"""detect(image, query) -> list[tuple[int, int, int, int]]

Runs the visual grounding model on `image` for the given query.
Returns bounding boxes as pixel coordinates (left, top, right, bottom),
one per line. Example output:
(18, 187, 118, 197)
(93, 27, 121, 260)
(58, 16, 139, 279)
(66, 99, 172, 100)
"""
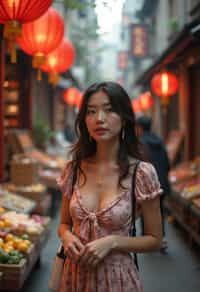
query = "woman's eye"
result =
(87, 109, 96, 115)
(105, 107, 113, 112)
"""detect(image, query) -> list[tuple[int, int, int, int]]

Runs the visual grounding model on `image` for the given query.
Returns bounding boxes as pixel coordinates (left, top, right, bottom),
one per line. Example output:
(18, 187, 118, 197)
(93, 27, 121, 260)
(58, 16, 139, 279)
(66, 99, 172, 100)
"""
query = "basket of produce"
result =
(0, 211, 45, 242)
(0, 254, 27, 291)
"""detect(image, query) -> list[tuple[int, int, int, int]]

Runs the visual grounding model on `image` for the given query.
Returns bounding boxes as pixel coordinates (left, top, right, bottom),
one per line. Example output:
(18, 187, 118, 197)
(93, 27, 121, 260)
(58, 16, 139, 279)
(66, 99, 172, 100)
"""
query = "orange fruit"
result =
(17, 242, 29, 252)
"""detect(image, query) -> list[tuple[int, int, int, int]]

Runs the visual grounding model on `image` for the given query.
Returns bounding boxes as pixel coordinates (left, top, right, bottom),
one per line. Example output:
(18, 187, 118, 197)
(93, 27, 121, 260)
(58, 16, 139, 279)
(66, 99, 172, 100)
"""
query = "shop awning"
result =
(135, 18, 200, 85)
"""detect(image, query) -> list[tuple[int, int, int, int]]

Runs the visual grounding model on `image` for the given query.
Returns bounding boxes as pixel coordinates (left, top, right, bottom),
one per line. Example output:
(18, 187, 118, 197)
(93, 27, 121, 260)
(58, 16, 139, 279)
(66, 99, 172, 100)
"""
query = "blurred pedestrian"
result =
(57, 82, 163, 292)
(136, 115, 170, 253)
(63, 123, 75, 143)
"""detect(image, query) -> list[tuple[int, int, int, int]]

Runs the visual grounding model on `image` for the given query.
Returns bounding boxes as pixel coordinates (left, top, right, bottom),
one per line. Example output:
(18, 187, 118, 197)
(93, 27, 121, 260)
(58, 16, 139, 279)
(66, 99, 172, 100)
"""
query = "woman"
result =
(57, 82, 162, 292)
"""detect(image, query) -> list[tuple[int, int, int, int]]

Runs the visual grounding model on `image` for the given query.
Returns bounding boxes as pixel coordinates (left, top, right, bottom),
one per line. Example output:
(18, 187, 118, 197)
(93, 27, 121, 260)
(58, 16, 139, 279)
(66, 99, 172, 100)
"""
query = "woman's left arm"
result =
(111, 196, 162, 253)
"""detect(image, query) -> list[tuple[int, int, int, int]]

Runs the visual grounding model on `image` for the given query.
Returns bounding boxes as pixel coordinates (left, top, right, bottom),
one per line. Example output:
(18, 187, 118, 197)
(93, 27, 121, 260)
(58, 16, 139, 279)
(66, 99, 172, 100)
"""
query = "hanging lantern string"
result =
(4, 21, 22, 63)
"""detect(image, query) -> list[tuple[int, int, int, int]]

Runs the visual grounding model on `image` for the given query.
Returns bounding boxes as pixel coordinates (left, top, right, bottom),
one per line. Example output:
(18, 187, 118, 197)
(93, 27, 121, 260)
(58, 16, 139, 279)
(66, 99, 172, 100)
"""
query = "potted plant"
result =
(32, 114, 54, 150)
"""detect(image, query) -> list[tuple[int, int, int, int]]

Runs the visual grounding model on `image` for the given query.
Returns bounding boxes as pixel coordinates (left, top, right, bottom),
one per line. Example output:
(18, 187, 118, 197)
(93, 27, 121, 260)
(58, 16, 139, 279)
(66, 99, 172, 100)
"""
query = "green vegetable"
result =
(21, 234, 30, 240)
(0, 249, 9, 263)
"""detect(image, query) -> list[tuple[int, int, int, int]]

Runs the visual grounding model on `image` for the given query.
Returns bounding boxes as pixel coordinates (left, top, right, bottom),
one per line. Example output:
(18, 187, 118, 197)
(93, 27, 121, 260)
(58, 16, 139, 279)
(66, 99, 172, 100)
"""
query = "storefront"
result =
(135, 18, 200, 246)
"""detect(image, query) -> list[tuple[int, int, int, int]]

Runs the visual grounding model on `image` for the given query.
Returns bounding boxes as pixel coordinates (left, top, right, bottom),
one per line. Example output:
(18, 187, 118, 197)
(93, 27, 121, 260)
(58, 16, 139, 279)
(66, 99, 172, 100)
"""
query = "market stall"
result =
(0, 209, 50, 291)
(165, 157, 200, 245)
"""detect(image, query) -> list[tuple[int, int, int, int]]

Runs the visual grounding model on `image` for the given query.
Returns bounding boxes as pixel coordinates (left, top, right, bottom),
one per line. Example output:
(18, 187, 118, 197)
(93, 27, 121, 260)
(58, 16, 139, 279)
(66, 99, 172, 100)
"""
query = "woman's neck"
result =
(94, 139, 119, 164)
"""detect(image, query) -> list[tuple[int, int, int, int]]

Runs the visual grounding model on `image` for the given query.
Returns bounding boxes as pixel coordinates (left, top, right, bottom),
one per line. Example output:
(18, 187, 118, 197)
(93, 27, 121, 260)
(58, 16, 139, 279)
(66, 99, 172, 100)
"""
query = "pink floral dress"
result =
(57, 161, 162, 292)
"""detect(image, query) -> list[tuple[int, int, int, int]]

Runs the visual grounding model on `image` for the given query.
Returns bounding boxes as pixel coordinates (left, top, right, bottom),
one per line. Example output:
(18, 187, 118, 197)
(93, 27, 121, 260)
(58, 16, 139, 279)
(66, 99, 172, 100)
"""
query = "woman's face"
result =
(85, 90, 123, 142)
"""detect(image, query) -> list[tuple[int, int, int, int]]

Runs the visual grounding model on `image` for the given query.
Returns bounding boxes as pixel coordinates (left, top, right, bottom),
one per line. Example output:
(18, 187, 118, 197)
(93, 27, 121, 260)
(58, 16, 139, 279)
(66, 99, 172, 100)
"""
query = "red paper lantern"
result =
(0, 0, 52, 62)
(42, 39, 75, 73)
(75, 92, 83, 109)
(151, 71, 178, 106)
(64, 88, 81, 107)
(132, 99, 142, 113)
(17, 8, 64, 72)
(139, 91, 154, 111)
(41, 38, 75, 84)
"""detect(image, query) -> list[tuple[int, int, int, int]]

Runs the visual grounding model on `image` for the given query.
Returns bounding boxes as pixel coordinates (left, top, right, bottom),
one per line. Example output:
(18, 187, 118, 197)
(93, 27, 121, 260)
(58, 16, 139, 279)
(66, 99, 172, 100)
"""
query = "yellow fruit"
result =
(4, 246, 13, 252)
(23, 240, 31, 247)
(5, 233, 14, 242)
(0, 207, 5, 214)
(13, 238, 23, 249)
(2, 243, 13, 252)
(6, 241, 14, 248)
(3, 219, 11, 228)
(0, 221, 5, 228)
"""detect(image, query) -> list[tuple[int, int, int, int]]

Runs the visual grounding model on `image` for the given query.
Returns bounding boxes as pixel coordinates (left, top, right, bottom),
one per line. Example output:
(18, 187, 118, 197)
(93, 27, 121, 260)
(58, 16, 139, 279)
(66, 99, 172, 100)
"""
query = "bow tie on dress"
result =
(79, 212, 100, 243)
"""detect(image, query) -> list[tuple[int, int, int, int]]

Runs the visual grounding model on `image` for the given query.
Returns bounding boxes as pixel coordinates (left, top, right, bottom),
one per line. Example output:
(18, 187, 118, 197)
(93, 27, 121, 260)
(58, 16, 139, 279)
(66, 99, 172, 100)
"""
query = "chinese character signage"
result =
(130, 24, 148, 58)
(117, 51, 128, 70)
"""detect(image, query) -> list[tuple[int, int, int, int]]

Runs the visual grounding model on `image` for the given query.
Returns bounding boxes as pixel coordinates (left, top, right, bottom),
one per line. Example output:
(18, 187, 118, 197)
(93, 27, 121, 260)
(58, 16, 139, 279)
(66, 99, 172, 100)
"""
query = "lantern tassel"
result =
(33, 55, 46, 68)
(37, 69, 42, 81)
(48, 73, 59, 85)
(10, 41, 17, 63)
(4, 21, 22, 63)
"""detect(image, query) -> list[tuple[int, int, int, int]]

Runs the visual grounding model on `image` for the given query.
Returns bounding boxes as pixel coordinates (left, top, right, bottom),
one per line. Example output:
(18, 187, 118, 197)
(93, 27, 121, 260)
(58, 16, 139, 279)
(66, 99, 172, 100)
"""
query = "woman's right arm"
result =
(57, 162, 84, 261)
(58, 193, 84, 261)
(57, 192, 73, 243)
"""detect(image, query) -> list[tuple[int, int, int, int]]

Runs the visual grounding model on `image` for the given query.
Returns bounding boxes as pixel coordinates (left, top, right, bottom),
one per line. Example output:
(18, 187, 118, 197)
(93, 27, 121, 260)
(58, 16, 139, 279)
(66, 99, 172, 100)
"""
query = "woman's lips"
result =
(94, 128, 108, 135)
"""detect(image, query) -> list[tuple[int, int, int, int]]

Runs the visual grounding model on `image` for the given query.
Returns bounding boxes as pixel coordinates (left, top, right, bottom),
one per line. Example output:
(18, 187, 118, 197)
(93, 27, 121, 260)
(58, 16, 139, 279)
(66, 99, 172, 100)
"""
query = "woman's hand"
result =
(62, 231, 85, 263)
(78, 235, 115, 267)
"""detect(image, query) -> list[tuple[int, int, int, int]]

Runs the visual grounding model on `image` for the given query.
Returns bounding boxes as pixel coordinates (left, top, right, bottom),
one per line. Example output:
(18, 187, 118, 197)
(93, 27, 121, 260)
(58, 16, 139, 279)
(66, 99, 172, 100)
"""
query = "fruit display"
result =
(0, 188, 36, 213)
(173, 174, 200, 192)
(0, 249, 24, 265)
(181, 184, 200, 200)
(169, 157, 200, 185)
(6, 183, 46, 194)
(0, 233, 32, 254)
(0, 211, 46, 236)
(169, 162, 196, 184)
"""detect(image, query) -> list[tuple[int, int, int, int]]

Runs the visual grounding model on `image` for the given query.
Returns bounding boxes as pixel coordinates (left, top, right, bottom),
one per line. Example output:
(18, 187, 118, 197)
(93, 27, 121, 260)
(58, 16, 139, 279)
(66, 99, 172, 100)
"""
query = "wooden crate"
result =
(0, 259, 27, 291)
(10, 157, 39, 186)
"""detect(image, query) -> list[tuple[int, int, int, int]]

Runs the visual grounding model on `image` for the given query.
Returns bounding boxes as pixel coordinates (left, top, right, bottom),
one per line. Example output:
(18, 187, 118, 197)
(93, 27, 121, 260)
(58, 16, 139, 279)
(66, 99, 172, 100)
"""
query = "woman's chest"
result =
(77, 167, 132, 212)
(70, 188, 132, 229)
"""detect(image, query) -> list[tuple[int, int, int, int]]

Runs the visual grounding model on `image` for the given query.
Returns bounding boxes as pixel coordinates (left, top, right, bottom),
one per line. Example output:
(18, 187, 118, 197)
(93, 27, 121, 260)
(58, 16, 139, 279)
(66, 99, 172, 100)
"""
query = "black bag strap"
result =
(131, 160, 140, 270)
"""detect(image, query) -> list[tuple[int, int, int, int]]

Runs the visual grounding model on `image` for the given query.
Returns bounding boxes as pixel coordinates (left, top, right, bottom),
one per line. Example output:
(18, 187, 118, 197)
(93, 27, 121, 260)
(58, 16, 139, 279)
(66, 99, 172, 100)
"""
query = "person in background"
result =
(63, 123, 75, 143)
(136, 115, 170, 253)
(57, 82, 162, 292)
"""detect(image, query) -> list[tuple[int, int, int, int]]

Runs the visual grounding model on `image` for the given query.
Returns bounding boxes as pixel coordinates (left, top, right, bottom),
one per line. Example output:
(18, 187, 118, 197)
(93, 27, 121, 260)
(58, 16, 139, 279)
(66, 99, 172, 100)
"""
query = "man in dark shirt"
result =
(136, 115, 170, 253)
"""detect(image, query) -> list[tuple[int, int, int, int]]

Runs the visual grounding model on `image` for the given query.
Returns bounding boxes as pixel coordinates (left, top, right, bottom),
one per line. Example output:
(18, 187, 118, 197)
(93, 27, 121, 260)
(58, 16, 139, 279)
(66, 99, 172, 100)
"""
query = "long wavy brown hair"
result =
(69, 81, 145, 189)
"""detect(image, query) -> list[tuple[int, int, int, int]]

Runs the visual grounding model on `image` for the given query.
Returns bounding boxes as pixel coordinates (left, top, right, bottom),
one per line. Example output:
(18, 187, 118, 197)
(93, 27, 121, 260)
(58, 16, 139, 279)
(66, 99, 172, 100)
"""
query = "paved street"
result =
(22, 202, 200, 292)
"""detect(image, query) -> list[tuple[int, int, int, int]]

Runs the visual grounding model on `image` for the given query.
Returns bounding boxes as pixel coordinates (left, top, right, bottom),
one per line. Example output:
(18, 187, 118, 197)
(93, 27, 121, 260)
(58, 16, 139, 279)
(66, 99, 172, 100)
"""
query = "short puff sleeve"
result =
(135, 162, 163, 202)
(56, 161, 73, 198)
